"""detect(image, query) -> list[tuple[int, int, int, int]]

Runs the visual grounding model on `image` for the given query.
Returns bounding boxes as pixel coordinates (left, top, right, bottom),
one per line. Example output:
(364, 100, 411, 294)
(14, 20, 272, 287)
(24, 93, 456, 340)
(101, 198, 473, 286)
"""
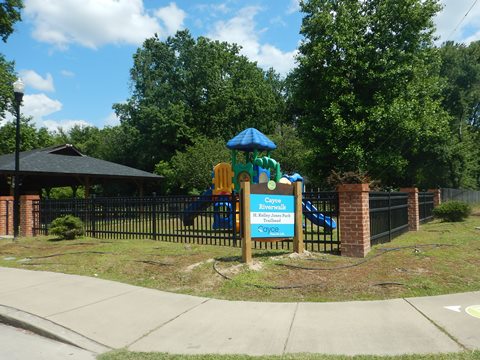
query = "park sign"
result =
(241, 181, 304, 263)
(250, 194, 294, 238)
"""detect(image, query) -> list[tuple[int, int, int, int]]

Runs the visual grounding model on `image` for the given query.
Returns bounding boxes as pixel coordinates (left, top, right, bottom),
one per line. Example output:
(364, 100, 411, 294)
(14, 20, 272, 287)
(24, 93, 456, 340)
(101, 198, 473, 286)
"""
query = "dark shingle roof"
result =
(0, 144, 161, 180)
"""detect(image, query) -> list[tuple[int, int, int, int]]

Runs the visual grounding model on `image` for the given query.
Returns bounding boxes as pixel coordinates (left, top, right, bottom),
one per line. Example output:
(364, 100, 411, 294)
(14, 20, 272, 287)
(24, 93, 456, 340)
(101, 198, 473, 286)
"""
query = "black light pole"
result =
(13, 78, 24, 240)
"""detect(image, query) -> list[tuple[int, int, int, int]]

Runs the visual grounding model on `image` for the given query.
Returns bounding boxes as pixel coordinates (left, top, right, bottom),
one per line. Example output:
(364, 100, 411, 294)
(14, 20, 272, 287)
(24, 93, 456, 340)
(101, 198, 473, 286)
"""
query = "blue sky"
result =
(1, 0, 479, 132)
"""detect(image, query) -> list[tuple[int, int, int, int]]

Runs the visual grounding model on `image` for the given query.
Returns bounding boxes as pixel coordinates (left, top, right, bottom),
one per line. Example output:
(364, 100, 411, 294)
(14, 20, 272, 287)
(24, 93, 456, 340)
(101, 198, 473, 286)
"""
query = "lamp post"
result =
(13, 78, 24, 240)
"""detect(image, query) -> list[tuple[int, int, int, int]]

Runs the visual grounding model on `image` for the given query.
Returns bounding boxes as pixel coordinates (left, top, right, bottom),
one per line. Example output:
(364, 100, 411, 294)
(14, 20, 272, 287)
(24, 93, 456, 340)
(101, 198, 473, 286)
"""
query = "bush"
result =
(49, 215, 84, 240)
(432, 201, 472, 222)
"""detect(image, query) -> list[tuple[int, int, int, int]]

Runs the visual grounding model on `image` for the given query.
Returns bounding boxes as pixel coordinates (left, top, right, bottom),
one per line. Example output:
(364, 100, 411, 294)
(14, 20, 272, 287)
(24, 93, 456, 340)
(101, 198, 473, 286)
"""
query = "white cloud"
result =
(22, 93, 62, 121)
(22, 93, 93, 131)
(154, 2, 186, 36)
(19, 70, 55, 92)
(103, 112, 120, 127)
(208, 6, 297, 75)
(435, 0, 480, 44)
(24, 0, 187, 49)
(42, 119, 92, 132)
(287, 0, 300, 14)
(60, 69, 75, 78)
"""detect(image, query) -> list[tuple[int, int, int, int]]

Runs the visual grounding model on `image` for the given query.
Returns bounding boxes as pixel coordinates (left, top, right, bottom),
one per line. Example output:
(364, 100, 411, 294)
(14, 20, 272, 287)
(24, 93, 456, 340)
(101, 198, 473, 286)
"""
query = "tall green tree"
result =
(289, 0, 451, 188)
(438, 41, 480, 188)
(0, 0, 23, 120)
(52, 124, 104, 157)
(114, 30, 286, 171)
(0, 0, 22, 42)
(0, 118, 54, 154)
(155, 137, 231, 195)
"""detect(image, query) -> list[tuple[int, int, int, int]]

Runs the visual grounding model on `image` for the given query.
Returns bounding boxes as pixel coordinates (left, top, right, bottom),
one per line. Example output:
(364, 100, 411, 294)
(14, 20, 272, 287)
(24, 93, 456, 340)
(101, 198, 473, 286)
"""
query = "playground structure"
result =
(182, 128, 336, 232)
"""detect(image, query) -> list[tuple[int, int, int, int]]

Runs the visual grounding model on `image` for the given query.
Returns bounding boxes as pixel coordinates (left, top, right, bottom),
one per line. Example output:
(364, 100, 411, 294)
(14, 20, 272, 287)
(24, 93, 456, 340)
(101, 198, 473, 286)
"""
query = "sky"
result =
(1, 0, 479, 132)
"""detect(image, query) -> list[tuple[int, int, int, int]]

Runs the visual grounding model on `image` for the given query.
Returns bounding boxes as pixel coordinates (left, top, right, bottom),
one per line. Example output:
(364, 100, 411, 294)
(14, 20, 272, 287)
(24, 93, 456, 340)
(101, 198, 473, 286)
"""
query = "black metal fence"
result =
(418, 192, 434, 223)
(302, 191, 340, 253)
(33, 195, 240, 246)
(32, 192, 340, 253)
(441, 188, 480, 204)
(369, 192, 409, 245)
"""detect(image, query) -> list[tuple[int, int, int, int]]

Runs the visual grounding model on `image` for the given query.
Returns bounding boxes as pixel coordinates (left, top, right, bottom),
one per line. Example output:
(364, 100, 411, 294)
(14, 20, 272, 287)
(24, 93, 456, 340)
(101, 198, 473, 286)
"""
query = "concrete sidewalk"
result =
(0, 267, 479, 357)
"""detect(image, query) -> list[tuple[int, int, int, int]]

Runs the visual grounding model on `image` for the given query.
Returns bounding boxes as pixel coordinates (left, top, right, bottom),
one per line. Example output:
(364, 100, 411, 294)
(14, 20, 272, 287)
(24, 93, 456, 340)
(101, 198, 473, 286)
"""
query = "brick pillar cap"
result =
(20, 195, 40, 200)
(400, 187, 418, 193)
(337, 183, 370, 192)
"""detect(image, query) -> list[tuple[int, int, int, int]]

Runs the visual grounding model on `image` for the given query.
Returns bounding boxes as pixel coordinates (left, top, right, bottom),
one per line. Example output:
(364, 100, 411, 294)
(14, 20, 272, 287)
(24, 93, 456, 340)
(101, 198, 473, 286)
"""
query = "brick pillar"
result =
(428, 188, 441, 207)
(20, 195, 40, 237)
(337, 183, 371, 258)
(0, 196, 14, 236)
(400, 187, 419, 231)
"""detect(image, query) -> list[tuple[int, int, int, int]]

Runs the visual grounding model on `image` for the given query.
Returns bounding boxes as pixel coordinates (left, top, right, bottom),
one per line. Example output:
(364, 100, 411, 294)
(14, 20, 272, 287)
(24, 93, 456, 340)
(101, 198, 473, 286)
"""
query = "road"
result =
(0, 323, 96, 360)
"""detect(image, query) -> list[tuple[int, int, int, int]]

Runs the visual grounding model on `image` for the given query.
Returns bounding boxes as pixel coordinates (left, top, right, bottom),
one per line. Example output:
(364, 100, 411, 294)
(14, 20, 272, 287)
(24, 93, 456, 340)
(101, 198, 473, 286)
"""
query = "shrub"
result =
(432, 201, 472, 222)
(49, 215, 84, 240)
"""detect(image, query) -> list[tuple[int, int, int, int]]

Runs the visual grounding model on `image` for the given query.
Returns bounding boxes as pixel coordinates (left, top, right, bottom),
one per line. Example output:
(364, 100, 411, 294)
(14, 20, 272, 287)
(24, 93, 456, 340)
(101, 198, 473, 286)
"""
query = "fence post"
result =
(428, 188, 441, 207)
(151, 194, 157, 240)
(20, 195, 40, 237)
(91, 197, 96, 238)
(337, 183, 371, 258)
(400, 187, 419, 231)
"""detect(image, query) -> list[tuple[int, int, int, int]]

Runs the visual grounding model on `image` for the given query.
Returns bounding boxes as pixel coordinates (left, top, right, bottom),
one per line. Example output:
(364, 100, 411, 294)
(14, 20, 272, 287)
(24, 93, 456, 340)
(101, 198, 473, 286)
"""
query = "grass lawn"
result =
(97, 350, 480, 360)
(0, 208, 479, 302)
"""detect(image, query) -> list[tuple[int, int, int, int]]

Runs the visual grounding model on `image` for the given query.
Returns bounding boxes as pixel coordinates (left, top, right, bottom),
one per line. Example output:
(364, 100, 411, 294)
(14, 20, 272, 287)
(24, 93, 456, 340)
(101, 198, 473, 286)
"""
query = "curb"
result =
(0, 304, 111, 355)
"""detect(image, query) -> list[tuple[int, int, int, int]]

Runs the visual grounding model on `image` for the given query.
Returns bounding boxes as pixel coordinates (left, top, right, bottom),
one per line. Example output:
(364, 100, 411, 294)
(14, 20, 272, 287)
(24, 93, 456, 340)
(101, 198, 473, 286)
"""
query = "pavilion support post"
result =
(71, 185, 78, 198)
(84, 177, 90, 199)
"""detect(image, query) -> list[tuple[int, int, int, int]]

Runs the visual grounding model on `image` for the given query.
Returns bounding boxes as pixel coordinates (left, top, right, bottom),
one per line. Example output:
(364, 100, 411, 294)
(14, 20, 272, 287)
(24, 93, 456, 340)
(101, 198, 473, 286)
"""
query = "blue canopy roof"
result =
(226, 128, 277, 151)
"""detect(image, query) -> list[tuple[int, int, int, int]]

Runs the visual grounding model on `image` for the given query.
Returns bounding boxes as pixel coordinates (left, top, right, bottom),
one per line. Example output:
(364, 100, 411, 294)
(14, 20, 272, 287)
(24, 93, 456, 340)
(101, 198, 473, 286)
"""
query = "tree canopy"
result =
(289, 0, 452, 188)
(0, 0, 22, 42)
(2, 0, 479, 194)
(113, 30, 285, 171)
(437, 41, 480, 188)
(0, 0, 22, 120)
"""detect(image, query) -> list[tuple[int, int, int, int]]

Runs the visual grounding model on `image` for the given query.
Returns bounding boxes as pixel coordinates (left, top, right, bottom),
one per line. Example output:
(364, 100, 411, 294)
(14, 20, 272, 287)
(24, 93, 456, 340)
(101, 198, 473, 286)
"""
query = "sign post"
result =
(293, 181, 304, 253)
(241, 181, 303, 263)
(241, 181, 252, 263)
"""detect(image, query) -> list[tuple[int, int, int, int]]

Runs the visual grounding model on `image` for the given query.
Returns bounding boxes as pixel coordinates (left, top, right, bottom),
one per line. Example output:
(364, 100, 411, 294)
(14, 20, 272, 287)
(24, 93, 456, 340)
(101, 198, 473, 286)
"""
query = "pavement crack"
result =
(403, 298, 468, 351)
(46, 288, 141, 318)
(127, 298, 211, 348)
(283, 302, 299, 355)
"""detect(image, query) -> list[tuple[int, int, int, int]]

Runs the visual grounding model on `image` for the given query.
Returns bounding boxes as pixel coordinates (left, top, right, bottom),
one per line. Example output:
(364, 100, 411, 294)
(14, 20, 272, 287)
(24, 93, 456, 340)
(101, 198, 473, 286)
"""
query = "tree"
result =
(0, 0, 22, 42)
(268, 124, 309, 176)
(0, 118, 54, 155)
(155, 137, 231, 194)
(0, 0, 23, 120)
(289, 0, 451, 188)
(52, 124, 104, 157)
(438, 41, 480, 188)
(114, 30, 286, 171)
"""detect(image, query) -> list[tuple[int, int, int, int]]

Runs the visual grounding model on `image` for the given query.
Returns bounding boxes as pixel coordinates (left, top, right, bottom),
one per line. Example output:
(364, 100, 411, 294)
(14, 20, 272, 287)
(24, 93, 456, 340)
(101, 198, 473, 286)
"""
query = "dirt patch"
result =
(248, 261, 263, 271)
(185, 258, 214, 272)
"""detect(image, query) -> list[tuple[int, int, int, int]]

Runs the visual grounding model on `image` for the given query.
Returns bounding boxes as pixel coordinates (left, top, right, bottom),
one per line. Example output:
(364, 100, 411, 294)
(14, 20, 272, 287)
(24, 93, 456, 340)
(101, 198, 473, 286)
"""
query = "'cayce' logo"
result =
(257, 226, 280, 234)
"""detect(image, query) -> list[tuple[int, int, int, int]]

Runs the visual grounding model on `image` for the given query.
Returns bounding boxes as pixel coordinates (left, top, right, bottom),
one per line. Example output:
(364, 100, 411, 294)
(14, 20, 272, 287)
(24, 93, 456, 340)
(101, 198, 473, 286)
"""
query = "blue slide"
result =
(183, 188, 214, 226)
(282, 173, 337, 231)
(302, 200, 337, 230)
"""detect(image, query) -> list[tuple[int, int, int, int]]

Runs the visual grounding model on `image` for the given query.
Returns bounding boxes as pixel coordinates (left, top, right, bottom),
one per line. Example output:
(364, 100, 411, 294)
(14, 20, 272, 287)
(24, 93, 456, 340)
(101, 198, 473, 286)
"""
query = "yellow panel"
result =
(213, 163, 234, 195)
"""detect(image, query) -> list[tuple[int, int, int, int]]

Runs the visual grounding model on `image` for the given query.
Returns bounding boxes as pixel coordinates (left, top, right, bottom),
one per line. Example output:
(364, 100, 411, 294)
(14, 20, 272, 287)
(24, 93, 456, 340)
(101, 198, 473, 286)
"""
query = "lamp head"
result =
(13, 78, 25, 94)
(13, 78, 24, 104)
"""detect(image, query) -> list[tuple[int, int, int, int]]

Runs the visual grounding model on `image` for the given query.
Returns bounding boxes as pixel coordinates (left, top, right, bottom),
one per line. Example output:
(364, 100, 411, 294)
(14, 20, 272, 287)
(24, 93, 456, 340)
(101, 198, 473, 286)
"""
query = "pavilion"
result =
(0, 144, 162, 197)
